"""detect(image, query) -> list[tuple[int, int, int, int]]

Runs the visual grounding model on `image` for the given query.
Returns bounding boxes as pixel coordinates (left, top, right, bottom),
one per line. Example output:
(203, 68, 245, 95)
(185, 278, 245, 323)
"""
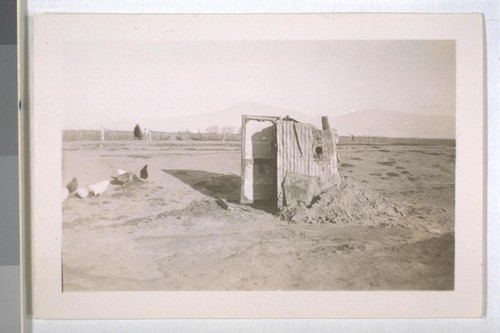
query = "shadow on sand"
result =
(162, 169, 279, 213)
(162, 169, 241, 203)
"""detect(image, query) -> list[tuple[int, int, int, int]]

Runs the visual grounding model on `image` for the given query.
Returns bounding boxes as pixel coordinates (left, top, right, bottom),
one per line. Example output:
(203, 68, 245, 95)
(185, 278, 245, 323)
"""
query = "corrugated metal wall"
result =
(276, 120, 338, 206)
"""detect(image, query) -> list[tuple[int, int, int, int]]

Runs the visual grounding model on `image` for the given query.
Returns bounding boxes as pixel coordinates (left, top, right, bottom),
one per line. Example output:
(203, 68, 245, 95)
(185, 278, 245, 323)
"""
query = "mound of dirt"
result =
(279, 177, 406, 225)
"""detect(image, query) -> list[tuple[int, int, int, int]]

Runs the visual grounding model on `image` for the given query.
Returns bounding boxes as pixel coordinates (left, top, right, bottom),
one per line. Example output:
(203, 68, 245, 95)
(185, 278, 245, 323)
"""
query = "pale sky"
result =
(62, 40, 455, 131)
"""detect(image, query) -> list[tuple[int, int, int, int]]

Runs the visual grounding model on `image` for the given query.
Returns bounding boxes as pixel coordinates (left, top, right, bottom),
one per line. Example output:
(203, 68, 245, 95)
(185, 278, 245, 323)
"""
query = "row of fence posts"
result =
(62, 129, 242, 142)
(62, 129, 454, 146)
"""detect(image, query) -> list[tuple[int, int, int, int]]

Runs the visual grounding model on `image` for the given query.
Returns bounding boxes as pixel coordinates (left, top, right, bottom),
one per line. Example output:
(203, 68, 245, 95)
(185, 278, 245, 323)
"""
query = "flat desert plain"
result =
(61, 140, 455, 291)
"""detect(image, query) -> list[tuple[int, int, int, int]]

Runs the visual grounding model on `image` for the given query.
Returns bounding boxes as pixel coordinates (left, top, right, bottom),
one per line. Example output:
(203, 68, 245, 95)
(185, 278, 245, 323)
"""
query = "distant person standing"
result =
(142, 128, 150, 141)
(134, 124, 142, 140)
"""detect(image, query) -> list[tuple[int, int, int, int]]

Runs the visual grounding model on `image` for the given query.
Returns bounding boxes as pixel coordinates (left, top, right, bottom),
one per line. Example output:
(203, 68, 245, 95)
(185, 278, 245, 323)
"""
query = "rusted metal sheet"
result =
(283, 171, 341, 206)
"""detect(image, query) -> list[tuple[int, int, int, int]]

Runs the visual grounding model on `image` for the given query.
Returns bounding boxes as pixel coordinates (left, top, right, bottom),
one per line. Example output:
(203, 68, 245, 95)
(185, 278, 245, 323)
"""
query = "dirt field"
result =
(61, 140, 455, 291)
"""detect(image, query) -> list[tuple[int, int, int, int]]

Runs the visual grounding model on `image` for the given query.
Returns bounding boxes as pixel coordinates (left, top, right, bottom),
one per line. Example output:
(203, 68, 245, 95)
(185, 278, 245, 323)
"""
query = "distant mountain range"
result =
(331, 109, 455, 139)
(166, 102, 321, 133)
(166, 102, 454, 139)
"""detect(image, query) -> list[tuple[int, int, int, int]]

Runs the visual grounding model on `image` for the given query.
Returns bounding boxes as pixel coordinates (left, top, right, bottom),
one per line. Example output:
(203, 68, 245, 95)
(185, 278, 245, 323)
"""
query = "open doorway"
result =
(240, 115, 279, 208)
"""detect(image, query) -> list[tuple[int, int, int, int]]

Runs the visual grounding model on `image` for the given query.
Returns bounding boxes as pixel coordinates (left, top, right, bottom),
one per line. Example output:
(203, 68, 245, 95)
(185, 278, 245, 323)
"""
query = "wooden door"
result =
(240, 116, 278, 205)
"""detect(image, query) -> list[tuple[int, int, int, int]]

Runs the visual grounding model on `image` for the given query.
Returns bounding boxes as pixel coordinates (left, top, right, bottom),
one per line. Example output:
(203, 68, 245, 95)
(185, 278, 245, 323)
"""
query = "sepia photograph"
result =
(30, 14, 483, 319)
(60, 38, 455, 291)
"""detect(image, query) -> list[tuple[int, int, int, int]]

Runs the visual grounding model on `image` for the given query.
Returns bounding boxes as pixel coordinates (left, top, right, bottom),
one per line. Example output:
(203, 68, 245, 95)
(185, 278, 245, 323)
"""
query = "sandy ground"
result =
(62, 140, 454, 291)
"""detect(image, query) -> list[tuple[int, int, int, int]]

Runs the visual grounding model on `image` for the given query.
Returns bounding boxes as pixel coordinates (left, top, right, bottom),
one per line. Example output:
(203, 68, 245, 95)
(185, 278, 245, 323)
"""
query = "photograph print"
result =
(60, 37, 456, 292)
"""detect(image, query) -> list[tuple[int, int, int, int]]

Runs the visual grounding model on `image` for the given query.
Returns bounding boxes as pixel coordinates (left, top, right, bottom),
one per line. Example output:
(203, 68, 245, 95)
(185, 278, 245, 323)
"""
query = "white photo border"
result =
(30, 13, 484, 319)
